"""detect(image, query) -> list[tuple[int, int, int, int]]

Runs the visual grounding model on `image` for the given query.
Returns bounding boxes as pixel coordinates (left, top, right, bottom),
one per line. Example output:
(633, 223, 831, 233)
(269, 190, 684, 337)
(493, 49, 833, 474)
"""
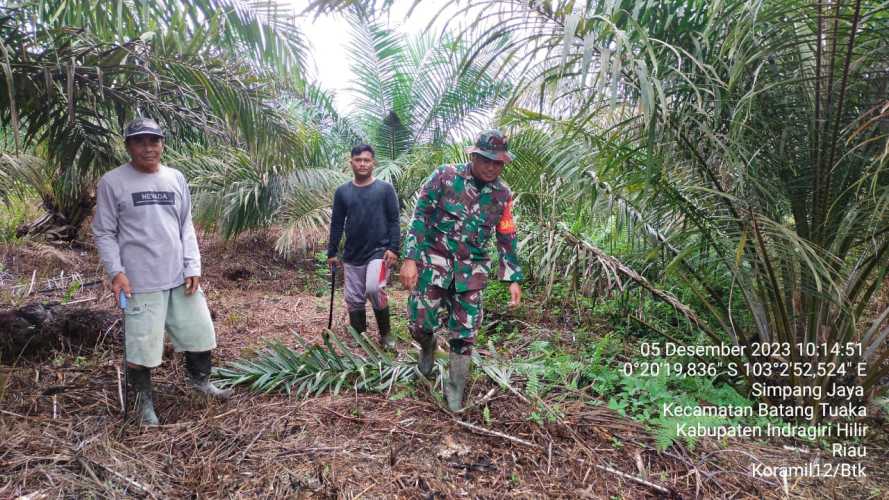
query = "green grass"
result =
(473, 266, 764, 447)
(0, 194, 41, 243)
(508, 332, 772, 451)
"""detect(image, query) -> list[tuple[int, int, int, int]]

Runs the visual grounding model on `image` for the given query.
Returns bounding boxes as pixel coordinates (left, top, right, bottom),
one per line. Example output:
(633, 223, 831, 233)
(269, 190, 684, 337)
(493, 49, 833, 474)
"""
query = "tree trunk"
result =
(0, 302, 117, 363)
(16, 192, 95, 242)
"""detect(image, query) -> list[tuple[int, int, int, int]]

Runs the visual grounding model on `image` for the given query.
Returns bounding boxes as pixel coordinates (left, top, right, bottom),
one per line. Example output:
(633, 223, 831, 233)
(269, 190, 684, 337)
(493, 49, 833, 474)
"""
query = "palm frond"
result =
(273, 167, 350, 255)
(0, 153, 49, 203)
(213, 328, 440, 397)
(344, 14, 511, 171)
(213, 328, 551, 402)
(33, 0, 307, 74)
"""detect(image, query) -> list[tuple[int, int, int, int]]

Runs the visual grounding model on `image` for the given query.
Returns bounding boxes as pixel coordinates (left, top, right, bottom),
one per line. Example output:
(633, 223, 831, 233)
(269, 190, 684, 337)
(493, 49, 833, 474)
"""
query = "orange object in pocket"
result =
(496, 198, 516, 235)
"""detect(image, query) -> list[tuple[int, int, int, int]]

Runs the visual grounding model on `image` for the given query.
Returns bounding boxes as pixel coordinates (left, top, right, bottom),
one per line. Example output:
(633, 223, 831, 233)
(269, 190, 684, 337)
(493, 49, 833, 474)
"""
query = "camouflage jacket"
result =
(403, 163, 523, 292)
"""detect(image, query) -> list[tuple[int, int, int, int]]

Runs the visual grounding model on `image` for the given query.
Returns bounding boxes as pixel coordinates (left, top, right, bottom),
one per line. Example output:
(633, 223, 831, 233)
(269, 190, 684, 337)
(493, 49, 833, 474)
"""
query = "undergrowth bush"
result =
(511, 334, 771, 450)
(0, 195, 40, 243)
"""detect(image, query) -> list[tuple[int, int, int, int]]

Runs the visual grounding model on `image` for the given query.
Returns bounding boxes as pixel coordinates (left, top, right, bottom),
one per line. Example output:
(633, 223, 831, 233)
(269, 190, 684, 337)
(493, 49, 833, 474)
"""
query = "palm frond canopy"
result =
(31, 0, 307, 73)
(0, 1, 319, 238)
(446, 0, 889, 395)
(346, 14, 511, 161)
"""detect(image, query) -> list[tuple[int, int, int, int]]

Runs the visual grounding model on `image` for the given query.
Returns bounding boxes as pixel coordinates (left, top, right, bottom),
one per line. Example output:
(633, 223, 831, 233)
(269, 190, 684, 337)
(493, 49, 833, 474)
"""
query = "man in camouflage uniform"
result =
(400, 129, 522, 412)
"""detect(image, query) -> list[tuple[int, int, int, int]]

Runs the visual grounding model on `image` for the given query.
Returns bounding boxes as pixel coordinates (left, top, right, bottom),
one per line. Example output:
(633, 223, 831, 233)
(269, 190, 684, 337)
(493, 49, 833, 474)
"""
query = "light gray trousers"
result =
(343, 259, 389, 312)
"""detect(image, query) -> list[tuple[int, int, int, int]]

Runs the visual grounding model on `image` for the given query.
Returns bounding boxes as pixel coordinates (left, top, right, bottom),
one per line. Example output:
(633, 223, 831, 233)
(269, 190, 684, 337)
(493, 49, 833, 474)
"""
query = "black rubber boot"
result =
(373, 307, 395, 350)
(128, 366, 159, 426)
(184, 351, 233, 400)
(445, 352, 471, 412)
(348, 309, 367, 333)
(415, 331, 437, 377)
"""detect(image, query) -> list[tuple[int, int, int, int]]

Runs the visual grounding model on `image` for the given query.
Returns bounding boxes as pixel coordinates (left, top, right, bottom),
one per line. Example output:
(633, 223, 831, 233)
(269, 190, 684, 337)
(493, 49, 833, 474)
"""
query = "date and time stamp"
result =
(632, 341, 871, 478)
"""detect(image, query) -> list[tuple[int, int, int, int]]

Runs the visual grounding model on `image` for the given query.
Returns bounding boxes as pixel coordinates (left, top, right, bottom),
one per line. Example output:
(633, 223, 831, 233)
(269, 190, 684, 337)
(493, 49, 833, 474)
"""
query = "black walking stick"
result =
(327, 264, 336, 330)
(119, 290, 129, 422)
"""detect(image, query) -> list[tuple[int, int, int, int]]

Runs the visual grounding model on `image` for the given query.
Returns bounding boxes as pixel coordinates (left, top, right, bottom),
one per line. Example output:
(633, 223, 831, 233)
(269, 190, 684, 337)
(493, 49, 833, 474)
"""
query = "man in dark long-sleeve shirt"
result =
(327, 144, 400, 348)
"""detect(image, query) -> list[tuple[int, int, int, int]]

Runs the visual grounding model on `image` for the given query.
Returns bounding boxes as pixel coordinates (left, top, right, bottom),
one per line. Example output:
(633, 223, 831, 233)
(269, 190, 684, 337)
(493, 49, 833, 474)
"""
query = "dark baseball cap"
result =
(124, 118, 165, 139)
(465, 129, 514, 162)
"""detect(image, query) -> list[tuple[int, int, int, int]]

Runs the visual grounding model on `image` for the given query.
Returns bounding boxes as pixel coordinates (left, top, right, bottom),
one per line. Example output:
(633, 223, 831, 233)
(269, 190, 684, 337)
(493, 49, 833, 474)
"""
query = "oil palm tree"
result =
(244, 14, 514, 254)
(450, 0, 889, 409)
(0, 0, 308, 239)
(345, 14, 511, 200)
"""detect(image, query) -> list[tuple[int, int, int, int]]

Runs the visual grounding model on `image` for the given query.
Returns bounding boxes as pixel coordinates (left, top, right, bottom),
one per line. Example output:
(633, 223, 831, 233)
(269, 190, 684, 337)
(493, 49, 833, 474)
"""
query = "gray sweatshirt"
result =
(92, 163, 201, 293)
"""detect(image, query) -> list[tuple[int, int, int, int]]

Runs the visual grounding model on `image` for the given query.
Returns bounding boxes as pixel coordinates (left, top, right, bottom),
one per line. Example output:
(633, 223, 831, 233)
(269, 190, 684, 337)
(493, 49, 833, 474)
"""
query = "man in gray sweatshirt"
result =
(92, 118, 230, 426)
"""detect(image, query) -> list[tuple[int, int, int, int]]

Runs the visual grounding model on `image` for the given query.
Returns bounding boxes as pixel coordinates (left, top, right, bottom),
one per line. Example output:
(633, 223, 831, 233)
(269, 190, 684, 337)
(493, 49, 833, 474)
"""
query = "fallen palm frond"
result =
(213, 328, 542, 402)
(214, 328, 437, 397)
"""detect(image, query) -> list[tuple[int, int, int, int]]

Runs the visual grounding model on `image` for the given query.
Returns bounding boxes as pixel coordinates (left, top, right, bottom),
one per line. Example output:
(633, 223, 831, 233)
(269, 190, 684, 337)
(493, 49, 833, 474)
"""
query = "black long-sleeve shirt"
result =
(327, 179, 400, 265)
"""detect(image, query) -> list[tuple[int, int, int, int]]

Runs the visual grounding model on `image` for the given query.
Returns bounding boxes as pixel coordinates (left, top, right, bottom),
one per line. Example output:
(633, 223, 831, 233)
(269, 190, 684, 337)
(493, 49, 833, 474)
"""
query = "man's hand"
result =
(111, 272, 132, 306)
(399, 259, 418, 290)
(508, 282, 522, 308)
(327, 256, 340, 271)
(383, 250, 398, 268)
(185, 276, 200, 295)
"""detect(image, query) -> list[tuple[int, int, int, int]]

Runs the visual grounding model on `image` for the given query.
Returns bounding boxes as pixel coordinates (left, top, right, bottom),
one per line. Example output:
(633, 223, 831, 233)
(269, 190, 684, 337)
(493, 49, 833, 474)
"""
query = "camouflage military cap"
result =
(124, 118, 165, 139)
(466, 129, 514, 163)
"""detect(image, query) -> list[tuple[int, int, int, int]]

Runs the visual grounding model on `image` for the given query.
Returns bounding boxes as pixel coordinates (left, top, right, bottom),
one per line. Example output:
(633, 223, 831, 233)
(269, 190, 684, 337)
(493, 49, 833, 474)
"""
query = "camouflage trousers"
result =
(408, 281, 483, 346)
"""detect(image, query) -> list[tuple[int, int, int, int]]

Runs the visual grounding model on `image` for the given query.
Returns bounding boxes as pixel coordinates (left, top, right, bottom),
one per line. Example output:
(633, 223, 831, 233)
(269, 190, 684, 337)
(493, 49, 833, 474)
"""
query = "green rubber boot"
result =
(445, 352, 471, 412)
(415, 332, 436, 377)
(128, 366, 160, 426)
(348, 309, 367, 333)
(373, 307, 395, 350)
(185, 351, 233, 400)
